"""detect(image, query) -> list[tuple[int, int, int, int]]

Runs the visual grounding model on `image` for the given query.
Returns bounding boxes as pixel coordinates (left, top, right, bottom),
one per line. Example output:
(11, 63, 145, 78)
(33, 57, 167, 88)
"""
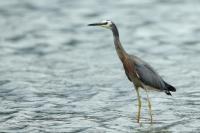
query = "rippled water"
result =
(0, 0, 200, 132)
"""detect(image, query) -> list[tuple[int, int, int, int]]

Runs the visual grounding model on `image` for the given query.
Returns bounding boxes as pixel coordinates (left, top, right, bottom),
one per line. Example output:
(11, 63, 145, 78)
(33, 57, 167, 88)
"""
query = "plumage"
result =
(133, 55, 176, 94)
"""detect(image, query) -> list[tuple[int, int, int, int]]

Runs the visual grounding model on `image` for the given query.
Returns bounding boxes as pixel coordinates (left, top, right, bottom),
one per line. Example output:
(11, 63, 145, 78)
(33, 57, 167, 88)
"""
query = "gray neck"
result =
(111, 24, 127, 61)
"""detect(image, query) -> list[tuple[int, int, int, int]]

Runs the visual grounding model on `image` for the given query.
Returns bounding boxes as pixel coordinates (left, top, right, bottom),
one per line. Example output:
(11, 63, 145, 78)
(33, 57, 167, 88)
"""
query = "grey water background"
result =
(0, 0, 200, 132)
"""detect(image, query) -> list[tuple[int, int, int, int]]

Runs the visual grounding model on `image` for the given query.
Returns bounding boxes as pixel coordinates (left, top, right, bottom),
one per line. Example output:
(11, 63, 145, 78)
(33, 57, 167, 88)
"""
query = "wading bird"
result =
(88, 20, 176, 123)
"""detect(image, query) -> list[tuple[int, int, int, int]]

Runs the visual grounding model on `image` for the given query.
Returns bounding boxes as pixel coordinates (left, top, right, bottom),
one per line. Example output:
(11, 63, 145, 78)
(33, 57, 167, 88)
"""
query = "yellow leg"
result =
(145, 89, 153, 124)
(136, 88, 142, 123)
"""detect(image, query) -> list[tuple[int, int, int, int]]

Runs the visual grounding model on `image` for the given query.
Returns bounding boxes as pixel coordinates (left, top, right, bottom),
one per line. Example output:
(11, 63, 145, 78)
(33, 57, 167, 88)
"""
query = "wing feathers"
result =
(135, 63, 166, 91)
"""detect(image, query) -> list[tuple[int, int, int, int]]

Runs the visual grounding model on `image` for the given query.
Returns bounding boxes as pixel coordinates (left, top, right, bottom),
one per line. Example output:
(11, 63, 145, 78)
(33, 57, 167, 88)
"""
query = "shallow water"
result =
(0, 0, 200, 132)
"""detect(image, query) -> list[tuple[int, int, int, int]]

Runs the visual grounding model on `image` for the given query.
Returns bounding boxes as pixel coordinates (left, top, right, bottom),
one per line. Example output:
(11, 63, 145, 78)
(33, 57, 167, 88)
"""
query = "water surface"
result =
(0, 0, 200, 132)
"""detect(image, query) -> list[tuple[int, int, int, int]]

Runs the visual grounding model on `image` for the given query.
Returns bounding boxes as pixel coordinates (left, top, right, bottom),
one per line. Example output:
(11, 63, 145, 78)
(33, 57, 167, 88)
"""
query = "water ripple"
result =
(0, 0, 200, 132)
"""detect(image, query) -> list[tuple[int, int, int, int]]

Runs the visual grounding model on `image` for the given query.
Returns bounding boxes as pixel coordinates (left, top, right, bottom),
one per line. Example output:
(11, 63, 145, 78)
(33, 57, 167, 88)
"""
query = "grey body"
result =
(128, 54, 166, 91)
(109, 21, 176, 95)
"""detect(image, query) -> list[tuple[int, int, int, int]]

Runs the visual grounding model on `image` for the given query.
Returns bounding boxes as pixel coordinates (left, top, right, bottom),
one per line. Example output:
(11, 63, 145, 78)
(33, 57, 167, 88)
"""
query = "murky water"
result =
(0, 0, 200, 132)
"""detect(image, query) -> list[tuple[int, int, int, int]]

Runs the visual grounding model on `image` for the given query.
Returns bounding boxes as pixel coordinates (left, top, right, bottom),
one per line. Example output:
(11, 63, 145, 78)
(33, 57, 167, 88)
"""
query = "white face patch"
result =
(101, 20, 112, 29)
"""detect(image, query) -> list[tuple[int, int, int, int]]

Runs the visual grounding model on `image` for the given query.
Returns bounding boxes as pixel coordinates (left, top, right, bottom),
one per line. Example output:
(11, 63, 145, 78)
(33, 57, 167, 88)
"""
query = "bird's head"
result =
(88, 20, 113, 29)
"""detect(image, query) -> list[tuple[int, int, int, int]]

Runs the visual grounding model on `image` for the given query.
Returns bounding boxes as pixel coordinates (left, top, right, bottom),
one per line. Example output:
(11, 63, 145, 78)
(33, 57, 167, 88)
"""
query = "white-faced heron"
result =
(88, 20, 176, 124)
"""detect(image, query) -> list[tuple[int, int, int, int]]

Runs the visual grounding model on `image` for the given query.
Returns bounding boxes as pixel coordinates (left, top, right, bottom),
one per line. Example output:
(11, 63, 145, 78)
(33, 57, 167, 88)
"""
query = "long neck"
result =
(111, 24, 127, 61)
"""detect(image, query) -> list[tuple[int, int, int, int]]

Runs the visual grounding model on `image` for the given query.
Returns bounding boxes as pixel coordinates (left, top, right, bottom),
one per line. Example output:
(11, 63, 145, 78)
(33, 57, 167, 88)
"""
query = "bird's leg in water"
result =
(136, 87, 142, 123)
(145, 88, 153, 124)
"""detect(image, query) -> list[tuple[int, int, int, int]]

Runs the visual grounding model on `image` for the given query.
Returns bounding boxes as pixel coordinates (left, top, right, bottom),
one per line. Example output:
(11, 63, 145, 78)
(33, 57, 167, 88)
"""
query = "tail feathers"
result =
(165, 91, 172, 96)
(163, 81, 176, 96)
(164, 81, 176, 92)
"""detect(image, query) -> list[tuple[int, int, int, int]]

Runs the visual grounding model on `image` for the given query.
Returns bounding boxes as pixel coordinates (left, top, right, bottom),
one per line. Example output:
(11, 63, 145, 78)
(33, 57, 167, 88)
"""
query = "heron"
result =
(88, 20, 176, 123)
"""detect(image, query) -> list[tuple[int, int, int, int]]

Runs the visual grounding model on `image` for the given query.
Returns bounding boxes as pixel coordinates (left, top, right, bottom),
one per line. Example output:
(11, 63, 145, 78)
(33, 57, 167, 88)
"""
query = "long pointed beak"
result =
(88, 22, 107, 26)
